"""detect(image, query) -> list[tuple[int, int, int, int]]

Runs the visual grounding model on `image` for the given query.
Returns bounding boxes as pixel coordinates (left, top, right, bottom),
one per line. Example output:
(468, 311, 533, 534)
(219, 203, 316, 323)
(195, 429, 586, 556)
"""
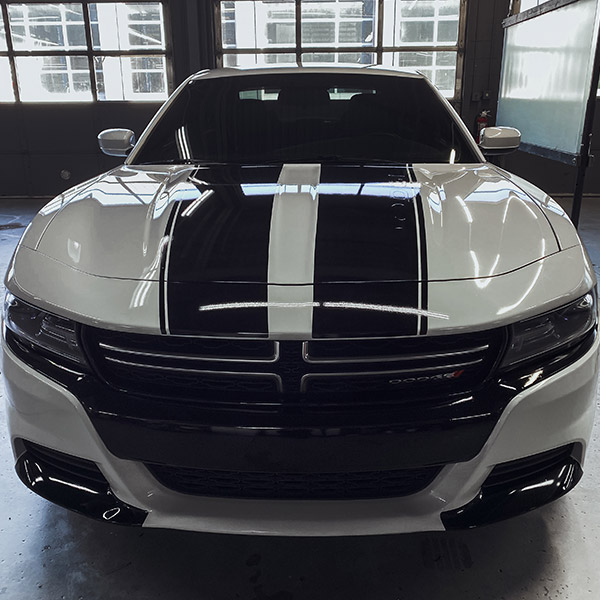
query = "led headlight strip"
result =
(501, 290, 598, 370)
(4, 292, 87, 367)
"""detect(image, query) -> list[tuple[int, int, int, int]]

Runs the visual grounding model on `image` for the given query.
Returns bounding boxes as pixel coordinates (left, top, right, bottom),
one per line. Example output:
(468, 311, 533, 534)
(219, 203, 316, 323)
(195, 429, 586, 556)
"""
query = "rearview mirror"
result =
(98, 128, 136, 157)
(479, 126, 521, 156)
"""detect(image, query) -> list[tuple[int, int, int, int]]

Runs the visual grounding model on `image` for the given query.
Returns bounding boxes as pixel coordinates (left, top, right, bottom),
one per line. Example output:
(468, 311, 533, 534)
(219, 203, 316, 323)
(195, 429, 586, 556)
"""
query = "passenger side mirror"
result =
(98, 129, 136, 157)
(479, 126, 521, 156)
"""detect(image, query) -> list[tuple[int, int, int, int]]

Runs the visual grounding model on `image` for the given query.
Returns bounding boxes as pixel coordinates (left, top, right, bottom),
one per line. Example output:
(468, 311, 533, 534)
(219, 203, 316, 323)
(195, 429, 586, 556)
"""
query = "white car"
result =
(3, 67, 598, 536)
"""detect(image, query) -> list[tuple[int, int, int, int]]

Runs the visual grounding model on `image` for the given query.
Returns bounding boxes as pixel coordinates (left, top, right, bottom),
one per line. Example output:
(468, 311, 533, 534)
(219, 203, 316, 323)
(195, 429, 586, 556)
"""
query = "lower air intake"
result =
(145, 463, 443, 500)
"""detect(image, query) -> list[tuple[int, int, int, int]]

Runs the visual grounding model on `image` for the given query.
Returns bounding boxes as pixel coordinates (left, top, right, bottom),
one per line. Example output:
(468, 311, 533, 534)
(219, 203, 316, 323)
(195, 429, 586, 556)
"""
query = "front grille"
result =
(146, 463, 443, 500)
(82, 327, 505, 401)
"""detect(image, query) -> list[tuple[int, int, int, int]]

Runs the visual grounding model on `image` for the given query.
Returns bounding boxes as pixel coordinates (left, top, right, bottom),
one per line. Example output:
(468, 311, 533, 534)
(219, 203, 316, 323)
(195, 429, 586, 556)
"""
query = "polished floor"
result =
(1, 196, 600, 600)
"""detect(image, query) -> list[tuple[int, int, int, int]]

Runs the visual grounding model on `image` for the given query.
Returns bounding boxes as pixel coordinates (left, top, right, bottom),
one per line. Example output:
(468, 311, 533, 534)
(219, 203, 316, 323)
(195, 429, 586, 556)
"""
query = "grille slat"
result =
(82, 327, 505, 400)
(146, 463, 443, 500)
(99, 341, 279, 364)
(303, 341, 490, 364)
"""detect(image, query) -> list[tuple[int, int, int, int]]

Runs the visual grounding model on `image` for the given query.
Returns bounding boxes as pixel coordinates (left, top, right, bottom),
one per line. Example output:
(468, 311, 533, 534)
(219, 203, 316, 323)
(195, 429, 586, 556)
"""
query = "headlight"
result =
(4, 292, 87, 367)
(501, 291, 597, 370)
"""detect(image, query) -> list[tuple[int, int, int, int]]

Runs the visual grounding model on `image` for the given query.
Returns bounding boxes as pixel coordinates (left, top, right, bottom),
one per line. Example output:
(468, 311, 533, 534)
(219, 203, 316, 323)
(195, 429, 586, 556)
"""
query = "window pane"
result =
(399, 21, 434, 44)
(398, 1, 435, 18)
(437, 19, 458, 43)
(302, 22, 335, 45)
(0, 57, 15, 101)
(383, 0, 460, 46)
(382, 51, 456, 97)
(9, 3, 86, 51)
(301, 1, 376, 47)
(223, 53, 296, 68)
(302, 51, 374, 65)
(94, 54, 167, 100)
(220, 1, 295, 50)
(0, 15, 7, 50)
(15, 55, 92, 101)
(89, 3, 165, 51)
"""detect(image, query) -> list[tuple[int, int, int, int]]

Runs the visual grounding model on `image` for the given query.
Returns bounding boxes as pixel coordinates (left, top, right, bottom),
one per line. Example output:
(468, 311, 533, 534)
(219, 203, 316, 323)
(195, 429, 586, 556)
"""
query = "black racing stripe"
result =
(313, 193, 419, 282)
(313, 165, 422, 338)
(415, 193, 428, 335)
(318, 164, 410, 184)
(159, 202, 180, 335)
(312, 282, 419, 338)
(189, 164, 283, 186)
(167, 282, 268, 337)
(167, 186, 274, 283)
(165, 179, 274, 336)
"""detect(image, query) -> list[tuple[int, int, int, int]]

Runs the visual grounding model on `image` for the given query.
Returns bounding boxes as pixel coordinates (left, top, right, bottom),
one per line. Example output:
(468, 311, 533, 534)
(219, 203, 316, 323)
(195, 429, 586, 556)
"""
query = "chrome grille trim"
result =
(83, 325, 505, 398)
(302, 341, 490, 364)
(99, 341, 280, 364)
(300, 359, 483, 392)
(104, 357, 283, 392)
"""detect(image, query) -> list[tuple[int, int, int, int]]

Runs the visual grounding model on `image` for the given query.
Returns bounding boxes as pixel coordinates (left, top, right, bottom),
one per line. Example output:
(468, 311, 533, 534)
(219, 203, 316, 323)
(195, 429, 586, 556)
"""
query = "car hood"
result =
(15, 162, 588, 337)
(33, 162, 560, 284)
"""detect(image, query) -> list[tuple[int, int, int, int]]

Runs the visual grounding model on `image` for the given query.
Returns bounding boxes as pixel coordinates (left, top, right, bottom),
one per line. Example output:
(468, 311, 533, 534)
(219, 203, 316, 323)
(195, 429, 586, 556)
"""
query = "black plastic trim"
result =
(441, 444, 583, 529)
(14, 439, 147, 526)
(4, 319, 595, 481)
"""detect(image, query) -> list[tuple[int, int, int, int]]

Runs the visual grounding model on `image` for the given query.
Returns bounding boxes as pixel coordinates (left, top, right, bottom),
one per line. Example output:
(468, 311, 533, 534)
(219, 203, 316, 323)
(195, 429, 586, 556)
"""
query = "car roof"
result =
(189, 65, 425, 82)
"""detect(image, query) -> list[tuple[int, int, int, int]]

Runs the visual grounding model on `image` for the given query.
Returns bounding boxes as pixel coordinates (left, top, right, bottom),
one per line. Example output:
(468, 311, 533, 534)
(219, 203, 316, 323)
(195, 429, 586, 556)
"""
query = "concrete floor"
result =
(1, 196, 600, 600)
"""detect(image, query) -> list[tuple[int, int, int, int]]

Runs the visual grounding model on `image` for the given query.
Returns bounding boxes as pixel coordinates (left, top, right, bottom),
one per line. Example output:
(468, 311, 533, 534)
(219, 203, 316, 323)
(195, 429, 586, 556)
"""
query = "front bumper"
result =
(3, 335, 598, 536)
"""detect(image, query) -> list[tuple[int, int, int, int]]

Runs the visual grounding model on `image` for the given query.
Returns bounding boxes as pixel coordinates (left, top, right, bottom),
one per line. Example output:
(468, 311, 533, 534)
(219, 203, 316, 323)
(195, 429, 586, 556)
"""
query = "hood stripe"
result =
(312, 165, 423, 338)
(159, 200, 182, 335)
(415, 192, 429, 335)
(267, 164, 322, 338)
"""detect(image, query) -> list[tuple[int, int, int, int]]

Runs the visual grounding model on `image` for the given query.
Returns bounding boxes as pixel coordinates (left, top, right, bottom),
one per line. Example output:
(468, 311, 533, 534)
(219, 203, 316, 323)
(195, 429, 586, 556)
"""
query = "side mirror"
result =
(479, 126, 521, 156)
(98, 128, 136, 157)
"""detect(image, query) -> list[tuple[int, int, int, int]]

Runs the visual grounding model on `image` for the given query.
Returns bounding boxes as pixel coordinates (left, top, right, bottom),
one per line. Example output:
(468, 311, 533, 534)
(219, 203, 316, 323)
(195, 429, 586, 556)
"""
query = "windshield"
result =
(133, 72, 479, 165)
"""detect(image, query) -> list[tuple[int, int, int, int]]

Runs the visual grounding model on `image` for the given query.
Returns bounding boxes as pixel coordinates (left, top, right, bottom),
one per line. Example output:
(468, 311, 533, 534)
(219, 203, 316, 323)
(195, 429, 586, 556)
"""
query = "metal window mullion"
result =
(453, 0, 468, 107)
(295, 0, 301, 65)
(82, 2, 98, 100)
(1, 3, 20, 101)
(376, 0, 384, 63)
(8, 48, 167, 57)
(222, 44, 457, 55)
(59, 5, 75, 92)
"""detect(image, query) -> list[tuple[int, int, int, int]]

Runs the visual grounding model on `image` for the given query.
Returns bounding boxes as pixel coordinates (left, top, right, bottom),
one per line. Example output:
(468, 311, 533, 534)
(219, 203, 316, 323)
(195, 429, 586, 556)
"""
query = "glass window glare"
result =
(94, 54, 167, 100)
(302, 51, 375, 65)
(89, 3, 165, 51)
(223, 52, 297, 67)
(15, 55, 92, 101)
(0, 14, 8, 50)
(8, 3, 86, 51)
(221, 1, 295, 50)
(382, 50, 457, 97)
(0, 57, 15, 101)
(1, 2, 168, 102)
(383, 0, 460, 46)
(301, 1, 376, 47)
(220, 0, 463, 98)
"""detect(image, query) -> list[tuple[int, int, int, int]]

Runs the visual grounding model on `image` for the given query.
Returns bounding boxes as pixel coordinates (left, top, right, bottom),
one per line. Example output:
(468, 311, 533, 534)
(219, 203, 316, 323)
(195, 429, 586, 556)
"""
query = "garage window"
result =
(0, 2, 169, 102)
(216, 0, 465, 99)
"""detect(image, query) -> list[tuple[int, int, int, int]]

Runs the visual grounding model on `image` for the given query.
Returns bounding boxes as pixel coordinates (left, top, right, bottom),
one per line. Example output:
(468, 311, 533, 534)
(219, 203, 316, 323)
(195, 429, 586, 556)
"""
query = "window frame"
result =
(0, 0, 173, 103)
(213, 0, 468, 101)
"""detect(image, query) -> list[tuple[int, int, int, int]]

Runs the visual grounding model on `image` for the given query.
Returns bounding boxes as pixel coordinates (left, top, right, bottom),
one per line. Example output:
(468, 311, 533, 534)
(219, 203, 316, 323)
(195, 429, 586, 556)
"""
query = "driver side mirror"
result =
(98, 128, 136, 157)
(479, 126, 521, 156)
